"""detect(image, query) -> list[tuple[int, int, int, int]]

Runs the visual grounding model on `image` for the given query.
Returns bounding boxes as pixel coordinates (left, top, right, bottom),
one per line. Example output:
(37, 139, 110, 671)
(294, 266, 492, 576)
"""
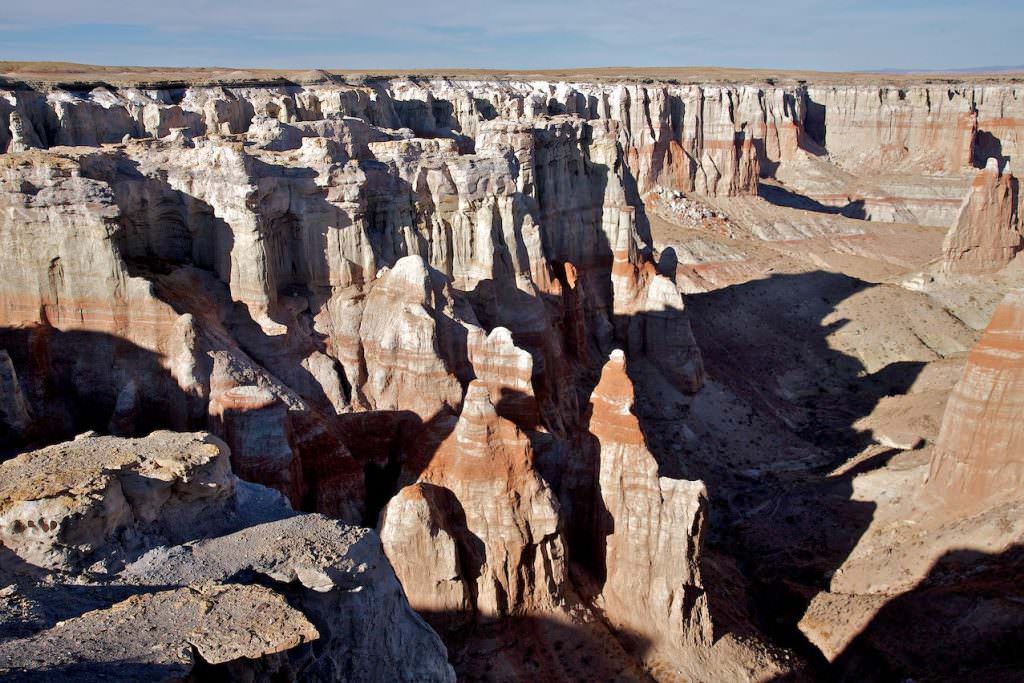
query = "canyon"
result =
(0, 62, 1022, 681)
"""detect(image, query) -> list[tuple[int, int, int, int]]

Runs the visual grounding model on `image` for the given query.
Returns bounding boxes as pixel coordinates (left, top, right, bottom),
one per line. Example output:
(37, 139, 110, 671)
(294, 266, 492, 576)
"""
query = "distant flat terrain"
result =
(2, 60, 1023, 89)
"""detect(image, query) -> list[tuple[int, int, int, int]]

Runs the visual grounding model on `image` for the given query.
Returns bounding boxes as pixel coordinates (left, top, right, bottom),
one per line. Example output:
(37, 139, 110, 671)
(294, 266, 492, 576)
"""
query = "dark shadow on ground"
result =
(758, 183, 866, 220)
(670, 271, 927, 671)
(827, 544, 1024, 681)
(417, 609, 655, 682)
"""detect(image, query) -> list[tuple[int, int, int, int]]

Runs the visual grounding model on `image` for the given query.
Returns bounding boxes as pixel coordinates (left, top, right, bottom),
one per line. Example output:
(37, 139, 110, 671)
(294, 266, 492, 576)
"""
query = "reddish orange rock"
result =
(588, 350, 713, 666)
(380, 380, 567, 619)
(942, 158, 1022, 273)
(589, 349, 647, 446)
(923, 288, 1024, 515)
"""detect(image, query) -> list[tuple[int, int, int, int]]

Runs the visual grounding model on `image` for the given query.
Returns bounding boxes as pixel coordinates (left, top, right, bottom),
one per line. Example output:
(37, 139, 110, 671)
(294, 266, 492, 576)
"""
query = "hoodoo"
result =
(588, 350, 712, 667)
(923, 287, 1024, 514)
(943, 158, 1023, 273)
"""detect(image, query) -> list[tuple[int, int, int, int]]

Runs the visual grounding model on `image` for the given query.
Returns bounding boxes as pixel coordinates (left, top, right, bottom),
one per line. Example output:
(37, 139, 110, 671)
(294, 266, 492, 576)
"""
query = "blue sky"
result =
(1, 1, 1021, 71)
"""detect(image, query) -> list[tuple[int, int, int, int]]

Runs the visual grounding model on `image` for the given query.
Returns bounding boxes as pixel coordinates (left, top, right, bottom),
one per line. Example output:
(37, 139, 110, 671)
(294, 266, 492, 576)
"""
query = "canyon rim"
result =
(0, 57, 1022, 682)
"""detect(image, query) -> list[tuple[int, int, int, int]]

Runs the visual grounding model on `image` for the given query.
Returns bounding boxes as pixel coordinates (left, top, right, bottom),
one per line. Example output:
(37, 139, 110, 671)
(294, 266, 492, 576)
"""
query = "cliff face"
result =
(6, 79, 1022, 221)
(803, 85, 979, 173)
(0, 79, 801, 199)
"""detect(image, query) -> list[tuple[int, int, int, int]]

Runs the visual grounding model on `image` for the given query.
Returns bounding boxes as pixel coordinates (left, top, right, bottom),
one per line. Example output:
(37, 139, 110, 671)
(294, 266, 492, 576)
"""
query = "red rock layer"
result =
(923, 288, 1024, 515)
(588, 350, 713, 663)
(942, 158, 1022, 273)
(380, 381, 567, 620)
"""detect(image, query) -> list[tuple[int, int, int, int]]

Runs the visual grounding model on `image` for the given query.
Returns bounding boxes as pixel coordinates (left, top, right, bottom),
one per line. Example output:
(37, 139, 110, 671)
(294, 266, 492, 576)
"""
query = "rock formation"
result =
(2, 65, 1024, 681)
(803, 85, 979, 173)
(0, 584, 319, 682)
(0, 350, 31, 440)
(942, 158, 1022, 273)
(922, 287, 1024, 515)
(588, 350, 712, 660)
(349, 256, 471, 417)
(380, 381, 567, 621)
(209, 385, 302, 503)
(0, 431, 454, 682)
(0, 431, 234, 571)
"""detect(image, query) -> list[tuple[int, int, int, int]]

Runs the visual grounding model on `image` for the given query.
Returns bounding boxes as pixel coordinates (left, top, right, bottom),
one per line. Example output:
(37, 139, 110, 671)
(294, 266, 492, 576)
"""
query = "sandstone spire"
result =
(588, 350, 713, 659)
(942, 158, 1022, 273)
(922, 288, 1024, 516)
(380, 380, 567, 621)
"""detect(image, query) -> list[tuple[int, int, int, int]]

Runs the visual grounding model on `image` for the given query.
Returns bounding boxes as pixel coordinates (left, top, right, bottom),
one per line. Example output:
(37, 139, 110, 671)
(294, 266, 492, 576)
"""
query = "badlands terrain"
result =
(0, 62, 1022, 681)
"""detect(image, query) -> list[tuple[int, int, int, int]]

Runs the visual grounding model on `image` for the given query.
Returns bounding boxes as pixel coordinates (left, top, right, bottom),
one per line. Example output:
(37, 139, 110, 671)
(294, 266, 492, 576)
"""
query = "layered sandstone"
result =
(588, 350, 712, 664)
(348, 256, 470, 417)
(0, 78, 705, 536)
(802, 85, 979, 173)
(922, 288, 1024, 515)
(380, 381, 567, 620)
(615, 260, 704, 395)
(942, 158, 1022, 273)
(3, 68, 1024, 681)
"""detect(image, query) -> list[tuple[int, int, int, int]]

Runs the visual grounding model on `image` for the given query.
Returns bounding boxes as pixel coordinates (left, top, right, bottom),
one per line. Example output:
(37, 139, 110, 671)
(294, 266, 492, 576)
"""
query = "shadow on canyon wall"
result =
(0, 153, 952, 678)
(973, 129, 1009, 169)
(82, 152, 355, 416)
(0, 325, 200, 454)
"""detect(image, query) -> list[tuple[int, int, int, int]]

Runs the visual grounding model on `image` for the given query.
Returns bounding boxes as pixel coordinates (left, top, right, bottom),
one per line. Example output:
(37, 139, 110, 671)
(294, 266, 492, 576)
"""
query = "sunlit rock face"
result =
(942, 158, 1022, 274)
(588, 350, 712, 657)
(923, 288, 1024, 515)
(802, 85, 980, 173)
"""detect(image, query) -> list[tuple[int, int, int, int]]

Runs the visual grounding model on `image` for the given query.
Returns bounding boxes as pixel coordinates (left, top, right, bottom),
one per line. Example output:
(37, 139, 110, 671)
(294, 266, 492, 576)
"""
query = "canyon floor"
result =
(648, 193, 1022, 679)
(0, 64, 1022, 681)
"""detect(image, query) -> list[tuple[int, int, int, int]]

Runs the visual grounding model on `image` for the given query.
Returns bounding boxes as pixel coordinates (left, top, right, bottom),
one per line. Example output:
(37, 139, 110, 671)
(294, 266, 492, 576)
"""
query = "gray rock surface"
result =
(0, 431, 455, 682)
